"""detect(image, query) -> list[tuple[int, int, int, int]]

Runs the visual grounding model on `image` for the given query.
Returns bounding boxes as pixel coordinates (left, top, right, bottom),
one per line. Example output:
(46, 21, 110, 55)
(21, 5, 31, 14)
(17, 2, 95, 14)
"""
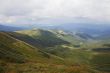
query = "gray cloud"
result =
(0, 0, 110, 25)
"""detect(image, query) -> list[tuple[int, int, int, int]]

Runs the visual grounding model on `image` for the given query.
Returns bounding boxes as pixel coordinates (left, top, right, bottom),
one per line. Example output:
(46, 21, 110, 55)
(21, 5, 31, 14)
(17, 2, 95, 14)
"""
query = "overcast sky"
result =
(0, 0, 110, 25)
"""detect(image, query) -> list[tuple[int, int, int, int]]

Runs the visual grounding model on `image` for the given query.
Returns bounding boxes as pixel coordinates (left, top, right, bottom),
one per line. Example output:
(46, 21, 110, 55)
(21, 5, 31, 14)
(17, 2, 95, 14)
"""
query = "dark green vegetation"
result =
(91, 53, 110, 72)
(0, 29, 110, 73)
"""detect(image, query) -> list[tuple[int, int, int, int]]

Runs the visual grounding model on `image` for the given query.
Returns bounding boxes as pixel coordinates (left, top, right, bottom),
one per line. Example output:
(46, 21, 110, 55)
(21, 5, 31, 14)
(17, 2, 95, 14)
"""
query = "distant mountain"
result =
(38, 23, 110, 37)
(73, 32, 94, 40)
(0, 24, 24, 31)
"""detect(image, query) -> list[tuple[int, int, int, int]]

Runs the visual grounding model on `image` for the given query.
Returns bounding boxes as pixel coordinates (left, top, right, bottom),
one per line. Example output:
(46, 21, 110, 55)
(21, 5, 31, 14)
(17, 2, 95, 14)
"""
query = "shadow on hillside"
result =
(7, 32, 70, 48)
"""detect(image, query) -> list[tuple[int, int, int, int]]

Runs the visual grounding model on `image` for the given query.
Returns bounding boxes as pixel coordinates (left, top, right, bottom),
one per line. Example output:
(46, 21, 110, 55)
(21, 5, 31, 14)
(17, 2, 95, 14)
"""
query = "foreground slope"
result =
(0, 31, 100, 73)
(0, 32, 67, 73)
(0, 32, 51, 62)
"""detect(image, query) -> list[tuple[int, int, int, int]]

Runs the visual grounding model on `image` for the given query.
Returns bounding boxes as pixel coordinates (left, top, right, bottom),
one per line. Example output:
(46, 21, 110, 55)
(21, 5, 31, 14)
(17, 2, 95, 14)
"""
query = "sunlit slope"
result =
(49, 30, 84, 44)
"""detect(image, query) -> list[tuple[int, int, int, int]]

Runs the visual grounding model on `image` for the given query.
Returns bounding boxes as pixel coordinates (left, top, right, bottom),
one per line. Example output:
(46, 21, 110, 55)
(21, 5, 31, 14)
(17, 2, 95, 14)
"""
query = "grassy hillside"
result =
(0, 29, 110, 73)
(0, 31, 99, 73)
(7, 30, 93, 64)
(0, 32, 68, 73)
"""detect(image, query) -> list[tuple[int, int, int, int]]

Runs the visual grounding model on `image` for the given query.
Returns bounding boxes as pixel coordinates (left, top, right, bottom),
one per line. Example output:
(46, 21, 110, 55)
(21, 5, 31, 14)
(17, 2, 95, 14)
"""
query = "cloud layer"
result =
(0, 0, 110, 25)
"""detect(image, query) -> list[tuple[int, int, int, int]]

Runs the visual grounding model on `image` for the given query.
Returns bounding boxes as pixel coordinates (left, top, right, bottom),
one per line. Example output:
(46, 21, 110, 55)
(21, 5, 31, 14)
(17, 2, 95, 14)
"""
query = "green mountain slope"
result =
(0, 31, 97, 73)
(0, 29, 109, 73)
(7, 29, 70, 48)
